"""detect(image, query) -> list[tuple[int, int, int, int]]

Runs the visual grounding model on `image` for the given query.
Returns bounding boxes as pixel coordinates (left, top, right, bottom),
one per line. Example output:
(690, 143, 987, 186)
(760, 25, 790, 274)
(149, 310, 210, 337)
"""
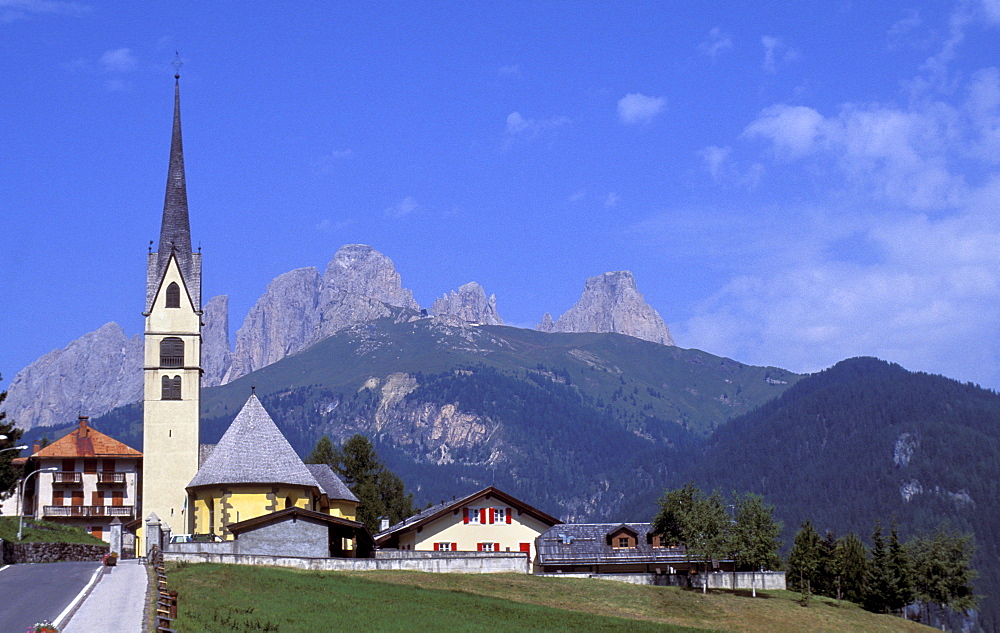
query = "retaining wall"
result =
(542, 571, 786, 590)
(0, 538, 109, 564)
(163, 549, 530, 574)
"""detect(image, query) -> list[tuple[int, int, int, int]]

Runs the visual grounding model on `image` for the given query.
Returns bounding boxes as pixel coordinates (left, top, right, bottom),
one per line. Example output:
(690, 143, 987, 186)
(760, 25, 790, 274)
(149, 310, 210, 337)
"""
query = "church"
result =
(140, 68, 363, 552)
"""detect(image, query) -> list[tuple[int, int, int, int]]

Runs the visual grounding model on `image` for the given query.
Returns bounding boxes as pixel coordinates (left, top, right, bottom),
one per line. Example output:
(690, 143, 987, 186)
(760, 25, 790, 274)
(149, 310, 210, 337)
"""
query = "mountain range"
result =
(4, 244, 674, 430)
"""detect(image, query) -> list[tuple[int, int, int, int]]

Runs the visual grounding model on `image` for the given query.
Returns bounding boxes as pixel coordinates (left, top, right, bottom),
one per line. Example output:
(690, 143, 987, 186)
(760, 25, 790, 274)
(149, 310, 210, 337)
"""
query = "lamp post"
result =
(18, 467, 57, 541)
(0, 445, 28, 454)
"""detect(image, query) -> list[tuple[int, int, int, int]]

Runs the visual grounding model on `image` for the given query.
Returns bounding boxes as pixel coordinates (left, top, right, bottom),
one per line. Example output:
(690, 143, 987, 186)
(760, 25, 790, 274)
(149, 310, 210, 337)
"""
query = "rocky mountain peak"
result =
(323, 244, 419, 310)
(431, 282, 504, 325)
(540, 271, 674, 346)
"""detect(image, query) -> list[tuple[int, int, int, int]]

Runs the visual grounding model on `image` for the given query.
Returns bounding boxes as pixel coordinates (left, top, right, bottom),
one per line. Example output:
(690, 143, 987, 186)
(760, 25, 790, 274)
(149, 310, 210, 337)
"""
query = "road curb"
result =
(53, 564, 105, 629)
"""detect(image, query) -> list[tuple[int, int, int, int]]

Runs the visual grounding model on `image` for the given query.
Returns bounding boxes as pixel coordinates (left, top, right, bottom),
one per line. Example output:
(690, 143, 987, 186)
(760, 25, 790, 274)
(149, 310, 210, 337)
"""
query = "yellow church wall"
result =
(326, 499, 358, 522)
(190, 485, 316, 540)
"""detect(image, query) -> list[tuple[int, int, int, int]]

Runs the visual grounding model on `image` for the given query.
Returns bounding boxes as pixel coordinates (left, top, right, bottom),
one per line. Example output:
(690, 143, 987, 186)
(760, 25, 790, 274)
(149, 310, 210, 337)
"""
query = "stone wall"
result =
(163, 550, 530, 574)
(541, 571, 786, 590)
(0, 538, 108, 564)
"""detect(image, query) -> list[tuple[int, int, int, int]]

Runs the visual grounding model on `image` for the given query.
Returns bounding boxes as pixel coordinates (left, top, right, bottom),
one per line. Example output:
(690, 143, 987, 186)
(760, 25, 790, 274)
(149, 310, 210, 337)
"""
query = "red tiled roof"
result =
(34, 417, 141, 459)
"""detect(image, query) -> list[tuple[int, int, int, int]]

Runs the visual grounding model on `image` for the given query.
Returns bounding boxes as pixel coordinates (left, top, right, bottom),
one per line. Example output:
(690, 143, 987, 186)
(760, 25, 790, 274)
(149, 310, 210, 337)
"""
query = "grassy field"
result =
(0, 516, 105, 544)
(166, 563, 935, 633)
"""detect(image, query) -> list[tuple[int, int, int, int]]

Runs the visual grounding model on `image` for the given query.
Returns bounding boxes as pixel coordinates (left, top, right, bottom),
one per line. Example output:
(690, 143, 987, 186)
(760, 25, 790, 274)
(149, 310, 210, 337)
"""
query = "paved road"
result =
(63, 559, 148, 633)
(0, 561, 101, 632)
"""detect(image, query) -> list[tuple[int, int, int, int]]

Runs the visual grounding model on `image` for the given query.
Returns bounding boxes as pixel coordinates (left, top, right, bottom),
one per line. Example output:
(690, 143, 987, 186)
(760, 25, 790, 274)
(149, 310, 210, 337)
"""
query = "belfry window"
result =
(161, 375, 181, 400)
(160, 337, 184, 368)
(165, 282, 181, 308)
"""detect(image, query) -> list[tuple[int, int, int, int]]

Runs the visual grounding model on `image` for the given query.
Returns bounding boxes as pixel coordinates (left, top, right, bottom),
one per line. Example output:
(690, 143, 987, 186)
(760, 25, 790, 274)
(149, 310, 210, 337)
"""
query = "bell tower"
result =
(142, 66, 202, 538)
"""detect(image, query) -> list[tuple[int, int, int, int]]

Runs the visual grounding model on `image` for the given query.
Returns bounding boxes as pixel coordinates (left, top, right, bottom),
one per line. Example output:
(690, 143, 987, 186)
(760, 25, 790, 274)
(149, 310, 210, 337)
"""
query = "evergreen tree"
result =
(864, 521, 893, 614)
(330, 434, 415, 533)
(787, 520, 824, 605)
(730, 492, 782, 597)
(0, 376, 25, 496)
(834, 532, 869, 605)
(909, 526, 978, 623)
(305, 435, 337, 467)
(815, 530, 838, 598)
(886, 522, 914, 617)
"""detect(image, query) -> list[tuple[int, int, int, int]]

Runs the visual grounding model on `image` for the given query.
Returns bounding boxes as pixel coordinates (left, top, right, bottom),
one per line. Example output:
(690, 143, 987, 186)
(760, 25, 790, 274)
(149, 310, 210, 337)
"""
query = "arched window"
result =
(161, 375, 181, 400)
(159, 337, 184, 368)
(165, 282, 181, 308)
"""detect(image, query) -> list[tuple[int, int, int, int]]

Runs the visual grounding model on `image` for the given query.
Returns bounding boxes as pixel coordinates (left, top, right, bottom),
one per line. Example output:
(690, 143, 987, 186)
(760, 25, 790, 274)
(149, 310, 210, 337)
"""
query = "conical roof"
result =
(187, 394, 320, 490)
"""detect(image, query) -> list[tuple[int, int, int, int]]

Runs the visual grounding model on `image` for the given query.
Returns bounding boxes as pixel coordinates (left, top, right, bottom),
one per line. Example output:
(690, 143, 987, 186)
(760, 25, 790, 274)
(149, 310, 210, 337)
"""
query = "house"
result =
(185, 394, 367, 553)
(375, 486, 561, 568)
(536, 522, 732, 575)
(24, 416, 141, 542)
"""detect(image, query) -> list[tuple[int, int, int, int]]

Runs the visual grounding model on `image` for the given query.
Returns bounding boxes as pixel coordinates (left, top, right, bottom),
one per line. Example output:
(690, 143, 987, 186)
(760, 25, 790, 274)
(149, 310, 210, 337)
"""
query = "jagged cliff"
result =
(431, 282, 503, 326)
(3, 323, 142, 430)
(228, 244, 419, 380)
(538, 271, 674, 345)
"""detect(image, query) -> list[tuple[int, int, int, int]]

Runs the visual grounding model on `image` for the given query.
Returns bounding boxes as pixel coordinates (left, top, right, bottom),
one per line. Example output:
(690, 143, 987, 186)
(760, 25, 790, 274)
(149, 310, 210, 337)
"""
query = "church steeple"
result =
(158, 72, 191, 257)
(145, 67, 201, 314)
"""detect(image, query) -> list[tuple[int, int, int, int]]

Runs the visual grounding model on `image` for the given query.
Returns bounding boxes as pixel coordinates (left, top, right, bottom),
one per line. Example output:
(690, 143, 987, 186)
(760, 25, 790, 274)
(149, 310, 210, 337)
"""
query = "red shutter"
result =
(489, 508, 495, 524)
(477, 543, 483, 551)
(434, 542, 440, 551)
(506, 508, 512, 524)
(495, 542, 500, 552)
(463, 508, 469, 524)
(480, 508, 486, 524)
(520, 542, 531, 553)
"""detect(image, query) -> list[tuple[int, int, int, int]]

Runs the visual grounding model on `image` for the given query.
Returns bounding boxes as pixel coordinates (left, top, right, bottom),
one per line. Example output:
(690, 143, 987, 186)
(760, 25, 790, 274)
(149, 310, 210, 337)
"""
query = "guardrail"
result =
(52, 471, 82, 484)
(97, 472, 126, 484)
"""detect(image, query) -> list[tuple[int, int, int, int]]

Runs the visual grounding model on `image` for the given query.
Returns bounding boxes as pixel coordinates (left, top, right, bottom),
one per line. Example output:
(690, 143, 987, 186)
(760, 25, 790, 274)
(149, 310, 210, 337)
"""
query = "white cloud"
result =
(100, 48, 137, 73)
(385, 196, 418, 218)
(699, 145, 732, 180)
(0, 0, 89, 23)
(760, 35, 798, 73)
(499, 64, 520, 76)
(743, 104, 825, 158)
(604, 192, 619, 208)
(617, 93, 666, 124)
(568, 190, 586, 203)
(699, 27, 732, 59)
(983, 0, 1000, 22)
(504, 111, 569, 141)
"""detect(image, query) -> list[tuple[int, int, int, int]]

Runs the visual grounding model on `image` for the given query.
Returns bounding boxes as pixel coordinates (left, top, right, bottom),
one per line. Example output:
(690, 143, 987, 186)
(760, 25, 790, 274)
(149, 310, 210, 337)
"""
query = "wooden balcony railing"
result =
(43, 505, 134, 518)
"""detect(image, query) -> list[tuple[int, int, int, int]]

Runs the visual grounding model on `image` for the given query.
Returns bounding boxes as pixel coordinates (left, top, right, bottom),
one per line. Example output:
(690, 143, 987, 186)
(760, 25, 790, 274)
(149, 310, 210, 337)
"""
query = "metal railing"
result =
(97, 472, 126, 484)
(43, 505, 134, 518)
(52, 471, 82, 484)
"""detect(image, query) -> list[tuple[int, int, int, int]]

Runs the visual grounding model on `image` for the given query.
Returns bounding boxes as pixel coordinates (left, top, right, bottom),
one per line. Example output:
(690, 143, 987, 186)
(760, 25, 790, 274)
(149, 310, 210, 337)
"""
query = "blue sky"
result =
(3, 1, 1000, 389)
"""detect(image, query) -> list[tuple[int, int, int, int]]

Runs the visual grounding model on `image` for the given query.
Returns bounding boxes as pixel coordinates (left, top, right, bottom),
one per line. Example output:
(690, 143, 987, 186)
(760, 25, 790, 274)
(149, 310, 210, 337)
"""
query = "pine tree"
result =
(886, 522, 914, 616)
(330, 434, 415, 533)
(835, 532, 868, 605)
(909, 526, 978, 623)
(864, 521, 893, 613)
(305, 435, 337, 467)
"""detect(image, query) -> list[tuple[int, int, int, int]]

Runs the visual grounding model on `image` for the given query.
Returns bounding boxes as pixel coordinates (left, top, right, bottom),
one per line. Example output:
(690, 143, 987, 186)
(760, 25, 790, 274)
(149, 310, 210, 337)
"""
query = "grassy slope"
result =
(0, 516, 105, 544)
(167, 563, 933, 633)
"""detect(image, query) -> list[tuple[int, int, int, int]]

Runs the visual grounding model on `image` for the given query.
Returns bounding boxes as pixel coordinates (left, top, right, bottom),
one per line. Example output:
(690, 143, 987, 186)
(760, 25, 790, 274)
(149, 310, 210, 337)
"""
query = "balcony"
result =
(97, 472, 126, 485)
(51, 472, 82, 485)
(42, 505, 134, 518)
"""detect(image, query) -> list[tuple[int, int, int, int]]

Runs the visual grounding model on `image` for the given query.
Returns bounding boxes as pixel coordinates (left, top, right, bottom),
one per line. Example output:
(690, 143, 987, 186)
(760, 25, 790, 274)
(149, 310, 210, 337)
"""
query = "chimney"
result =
(379, 516, 390, 532)
(78, 415, 89, 431)
(32, 440, 41, 455)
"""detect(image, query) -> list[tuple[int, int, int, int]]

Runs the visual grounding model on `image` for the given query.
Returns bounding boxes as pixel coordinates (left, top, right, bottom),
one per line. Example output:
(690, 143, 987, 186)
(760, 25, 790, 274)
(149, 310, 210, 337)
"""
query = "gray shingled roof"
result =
(187, 395, 320, 490)
(536, 522, 688, 565)
(306, 464, 359, 503)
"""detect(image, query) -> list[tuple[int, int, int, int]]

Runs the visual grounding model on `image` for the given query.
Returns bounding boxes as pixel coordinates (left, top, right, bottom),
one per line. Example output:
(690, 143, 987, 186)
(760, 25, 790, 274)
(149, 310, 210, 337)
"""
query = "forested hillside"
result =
(667, 358, 999, 632)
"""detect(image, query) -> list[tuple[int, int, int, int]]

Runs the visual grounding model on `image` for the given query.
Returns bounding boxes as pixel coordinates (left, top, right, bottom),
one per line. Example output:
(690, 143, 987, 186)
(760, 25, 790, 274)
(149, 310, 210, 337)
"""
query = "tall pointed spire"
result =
(158, 68, 192, 257)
